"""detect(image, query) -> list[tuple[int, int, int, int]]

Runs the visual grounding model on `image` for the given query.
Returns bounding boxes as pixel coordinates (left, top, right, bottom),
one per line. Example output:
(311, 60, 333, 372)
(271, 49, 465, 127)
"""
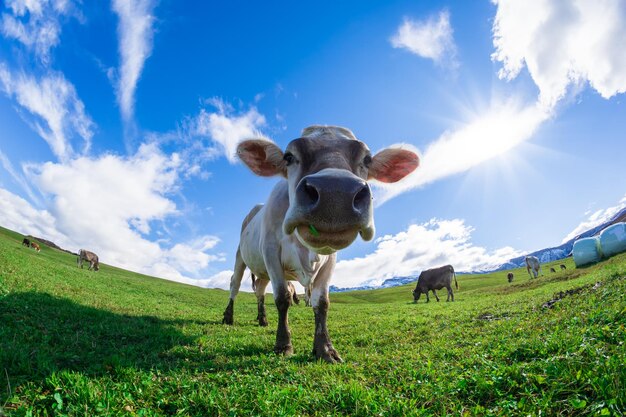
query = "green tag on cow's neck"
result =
(309, 224, 319, 236)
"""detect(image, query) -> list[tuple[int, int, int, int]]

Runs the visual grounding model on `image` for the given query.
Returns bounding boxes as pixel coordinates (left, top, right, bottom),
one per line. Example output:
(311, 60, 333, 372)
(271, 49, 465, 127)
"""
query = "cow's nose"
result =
(299, 179, 320, 209)
(352, 184, 371, 214)
(295, 172, 370, 218)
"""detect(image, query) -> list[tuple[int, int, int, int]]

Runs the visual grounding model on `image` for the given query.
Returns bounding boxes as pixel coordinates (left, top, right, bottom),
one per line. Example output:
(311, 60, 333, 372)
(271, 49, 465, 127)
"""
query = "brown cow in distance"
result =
(30, 242, 41, 252)
(560, 264, 567, 270)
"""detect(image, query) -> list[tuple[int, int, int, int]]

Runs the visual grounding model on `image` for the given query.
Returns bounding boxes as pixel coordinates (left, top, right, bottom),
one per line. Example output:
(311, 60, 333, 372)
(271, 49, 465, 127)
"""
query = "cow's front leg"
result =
(432, 289, 440, 302)
(310, 255, 342, 363)
(272, 282, 293, 356)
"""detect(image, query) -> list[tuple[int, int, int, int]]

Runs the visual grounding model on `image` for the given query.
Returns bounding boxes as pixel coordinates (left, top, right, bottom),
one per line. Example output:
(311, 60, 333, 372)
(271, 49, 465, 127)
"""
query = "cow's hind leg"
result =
(447, 285, 454, 301)
(222, 247, 246, 325)
(254, 277, 270, 327)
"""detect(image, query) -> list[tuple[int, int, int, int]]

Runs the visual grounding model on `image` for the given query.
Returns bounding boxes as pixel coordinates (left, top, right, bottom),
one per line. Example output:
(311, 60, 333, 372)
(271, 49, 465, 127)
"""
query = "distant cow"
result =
(77, 249, 100, 271)
(22, 238, 30, 247)
(30, 242, 41, 252)
(525, 256, 541, 279)
(507, 272, 514, 283)
(412, 265, 458, 303)
(560, 264, 566, 270)
(550, 267, 556, 273)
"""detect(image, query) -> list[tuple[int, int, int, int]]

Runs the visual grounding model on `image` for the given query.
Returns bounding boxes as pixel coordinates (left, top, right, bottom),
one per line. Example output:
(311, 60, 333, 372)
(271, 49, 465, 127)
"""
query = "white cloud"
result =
(0, 187, 69, 245)
(0, 148, 41, 205)
(1, 0, 79, 63)
(492, 0, 626, 110)
(374, 100, 549, 204)
(0, 144, 227, 283)
(192, 98, 268, 163)
(333, 218, 523, 288)
(0, 64, 95, 161)
(562, 194, 626, 243)
(111, 0, 156, 121)
(390, 10, 457, 67)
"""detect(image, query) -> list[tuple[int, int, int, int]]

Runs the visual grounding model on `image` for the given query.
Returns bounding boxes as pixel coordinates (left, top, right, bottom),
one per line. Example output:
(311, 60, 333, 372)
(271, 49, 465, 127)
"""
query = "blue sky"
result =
(1, 0, 625, 290)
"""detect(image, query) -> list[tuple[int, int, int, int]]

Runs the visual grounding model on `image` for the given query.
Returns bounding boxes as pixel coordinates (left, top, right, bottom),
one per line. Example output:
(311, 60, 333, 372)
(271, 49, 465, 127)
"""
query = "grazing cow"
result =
(412, 265, 458, 303)
(507, 272, 514, 283)
(560, 264, 567, 270)
(30, 242, 41, 252)
(22, 238, 31, 247)
(77, 249, 100, 271)
(525, 256, 541, 279)
(550, 267, 556, 273)
(221, 125, 419, 362)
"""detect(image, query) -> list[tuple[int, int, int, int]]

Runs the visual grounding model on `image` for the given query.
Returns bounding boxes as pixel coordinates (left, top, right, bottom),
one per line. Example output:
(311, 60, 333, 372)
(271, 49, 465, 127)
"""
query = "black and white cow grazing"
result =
(22, 238, 31, 247)
(222, 125, 419, 363)
(78, 249, 100, 271)
(412, 265, 458, 303)
(507, 272, 514, 283)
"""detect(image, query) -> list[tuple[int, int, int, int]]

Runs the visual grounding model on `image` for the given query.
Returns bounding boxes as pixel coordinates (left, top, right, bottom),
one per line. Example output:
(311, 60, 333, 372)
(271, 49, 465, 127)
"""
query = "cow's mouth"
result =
(293, 224, 373, 254)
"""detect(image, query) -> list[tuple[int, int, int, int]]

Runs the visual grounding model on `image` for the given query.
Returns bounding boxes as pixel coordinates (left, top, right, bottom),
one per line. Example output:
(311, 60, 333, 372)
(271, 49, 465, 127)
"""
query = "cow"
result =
(525, 256, 541, 279)
(22, 238, 31, 247)
(507, 272, 514, 283)
(412, 265, 458, 303)
(77, 249, 100, 271)
(560, 264, 567, 270)
(30, 242, 41, 252)
(221, 125, 419, 363)
(550, 267, 556, 273)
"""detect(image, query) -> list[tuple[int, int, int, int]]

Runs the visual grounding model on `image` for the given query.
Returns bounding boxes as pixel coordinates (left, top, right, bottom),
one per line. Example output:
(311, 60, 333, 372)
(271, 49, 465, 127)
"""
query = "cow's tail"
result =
(454, 270, 458, 290)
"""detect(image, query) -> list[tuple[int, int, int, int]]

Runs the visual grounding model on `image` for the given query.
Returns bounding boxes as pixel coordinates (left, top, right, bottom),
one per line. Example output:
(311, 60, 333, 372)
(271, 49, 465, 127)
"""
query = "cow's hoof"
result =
(313, 344, 343, 364)
(257, 316, 268, 327)
(274, 344, 294, 356)
(222, 310, 234, 325)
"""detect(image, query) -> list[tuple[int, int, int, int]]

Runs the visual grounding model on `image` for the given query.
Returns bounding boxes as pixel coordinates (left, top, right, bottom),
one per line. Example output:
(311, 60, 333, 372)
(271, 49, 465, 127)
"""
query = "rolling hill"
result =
(0, 224, 624, 416)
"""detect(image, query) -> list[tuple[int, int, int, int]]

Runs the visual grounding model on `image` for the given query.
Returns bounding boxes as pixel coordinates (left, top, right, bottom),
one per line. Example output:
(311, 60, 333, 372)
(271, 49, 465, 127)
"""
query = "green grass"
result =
(1, 225, 624, 416)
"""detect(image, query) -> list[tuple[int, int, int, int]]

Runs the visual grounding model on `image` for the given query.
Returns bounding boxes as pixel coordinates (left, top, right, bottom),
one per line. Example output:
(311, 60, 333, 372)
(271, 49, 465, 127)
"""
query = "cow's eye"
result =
(363, 155, 372, 167)
(283, 152, 296, 166)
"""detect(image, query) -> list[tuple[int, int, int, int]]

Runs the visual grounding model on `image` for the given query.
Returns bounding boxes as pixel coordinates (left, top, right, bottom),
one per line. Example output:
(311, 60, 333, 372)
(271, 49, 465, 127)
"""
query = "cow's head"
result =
(412, 288, 422, 303)
(237, 126, 419, 254)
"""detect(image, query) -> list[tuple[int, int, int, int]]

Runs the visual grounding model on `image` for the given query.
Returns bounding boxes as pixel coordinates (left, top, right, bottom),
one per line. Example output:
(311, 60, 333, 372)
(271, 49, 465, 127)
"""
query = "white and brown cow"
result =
(222, 125, 419, 363)
(525, 255, 541, 279)
(78, 249, 100, 271)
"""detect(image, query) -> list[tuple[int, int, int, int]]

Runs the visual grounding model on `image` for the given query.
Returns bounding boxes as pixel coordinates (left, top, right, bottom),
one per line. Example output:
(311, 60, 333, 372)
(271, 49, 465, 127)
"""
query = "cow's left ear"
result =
(368, 148, 419, 183)
(237, 139, 286, 177)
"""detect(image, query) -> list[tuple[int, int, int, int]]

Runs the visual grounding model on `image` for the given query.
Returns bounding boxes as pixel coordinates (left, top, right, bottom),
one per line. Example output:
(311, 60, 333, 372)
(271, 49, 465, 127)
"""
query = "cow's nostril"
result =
(303, 182, 320, 206)
(352, 185, 371, 212)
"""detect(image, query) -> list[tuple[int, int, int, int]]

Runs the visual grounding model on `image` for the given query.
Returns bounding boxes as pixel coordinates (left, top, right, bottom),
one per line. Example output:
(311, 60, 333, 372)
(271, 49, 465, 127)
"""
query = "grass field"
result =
(1, 225, 624, 416)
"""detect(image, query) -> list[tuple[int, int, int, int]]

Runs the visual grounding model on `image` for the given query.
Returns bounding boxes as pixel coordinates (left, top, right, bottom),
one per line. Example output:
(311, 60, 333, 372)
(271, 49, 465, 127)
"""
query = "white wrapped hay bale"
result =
(573, 236, 603, 267)
(599, 222, 626, 258)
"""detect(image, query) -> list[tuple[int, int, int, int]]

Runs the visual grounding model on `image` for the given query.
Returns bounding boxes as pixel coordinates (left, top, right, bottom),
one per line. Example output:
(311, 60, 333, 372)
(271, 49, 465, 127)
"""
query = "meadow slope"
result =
(0, 226, 624, 416)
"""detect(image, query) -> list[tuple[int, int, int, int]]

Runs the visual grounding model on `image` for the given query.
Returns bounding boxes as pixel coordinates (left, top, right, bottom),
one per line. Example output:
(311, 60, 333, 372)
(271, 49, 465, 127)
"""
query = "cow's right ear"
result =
(237, 139, 286, 177)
